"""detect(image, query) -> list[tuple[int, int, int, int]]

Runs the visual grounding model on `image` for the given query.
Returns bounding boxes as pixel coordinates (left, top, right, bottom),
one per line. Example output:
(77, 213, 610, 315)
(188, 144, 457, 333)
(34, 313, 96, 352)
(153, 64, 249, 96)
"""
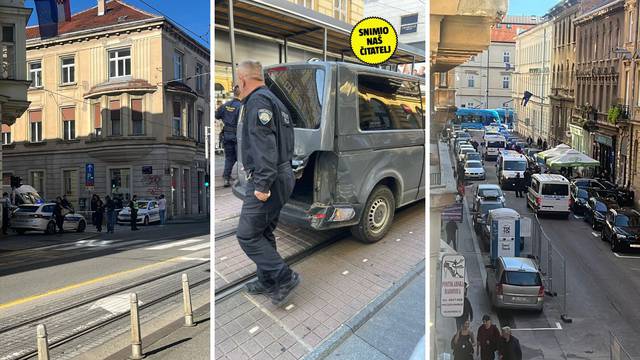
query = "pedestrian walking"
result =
(90, 194, 98, 225)
(498, 327, 522, 360)
(446, 220, 458, 250)
(514, 173, 524, 198)
(53, 197, 65, 235)
(477, 315, 501, 360)
(2, 192, 10, 235)
(542, 140, 548, 150)
(524, 168, 532, 189)
(215, 85, 241, 187)
(456, 286, 474, 329)
(105, 195, 116, 234)
(94, 196, 104, 232)
(235, 60, 299, 306)
(451, 320, 475, 360)
(158, 194, 167, 225)
(129, 195, 139, 231)
(537, 137, 542, 148)
(471, 140, 479, 151)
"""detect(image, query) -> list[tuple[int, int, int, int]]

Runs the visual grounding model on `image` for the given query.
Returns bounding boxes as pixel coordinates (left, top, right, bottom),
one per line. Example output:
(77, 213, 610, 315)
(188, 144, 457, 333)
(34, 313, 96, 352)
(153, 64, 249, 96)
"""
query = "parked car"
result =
(584, 196, 619, 230)
(472, 198, 504, 234)
(10, 203, 87, 235)
(601, 208, 640, 252)
(117, 200, 161, 226)
(570, 186, 590, 216)
(233, 62, 425, 243)
(593, 178, 635, 207)
(486, 256, 544, 312)
(463, 151, 483, 164)
(458, 147, 476, 163)
(464, 160, 485, 180)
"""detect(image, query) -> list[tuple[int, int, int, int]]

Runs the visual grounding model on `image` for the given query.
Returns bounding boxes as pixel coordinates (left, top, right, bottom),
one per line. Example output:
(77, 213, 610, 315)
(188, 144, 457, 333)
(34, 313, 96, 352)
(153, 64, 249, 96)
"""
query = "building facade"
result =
(548, 0, 580, 147)
(455, 16, 539, 111)
(3, 0, 210, 217)
(0, 0, 31, 230)
(364, 0, 424, 51)
(574, 0, 625, 181)
(512, 20, 553, 142)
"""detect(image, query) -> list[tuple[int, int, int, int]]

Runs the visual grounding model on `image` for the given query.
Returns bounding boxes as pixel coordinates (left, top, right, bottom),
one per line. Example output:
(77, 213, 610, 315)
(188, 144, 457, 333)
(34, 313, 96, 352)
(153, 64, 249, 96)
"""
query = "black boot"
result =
(245, 279, 275, 295)
(223, 178, 231, 187)
(270, 272, 300, 306)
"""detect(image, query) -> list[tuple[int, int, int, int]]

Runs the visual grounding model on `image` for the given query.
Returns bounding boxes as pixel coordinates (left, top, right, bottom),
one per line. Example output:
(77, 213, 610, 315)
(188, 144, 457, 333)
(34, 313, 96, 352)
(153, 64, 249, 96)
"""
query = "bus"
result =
(494, 108, 515, 128)
(454, 108, 501, 129)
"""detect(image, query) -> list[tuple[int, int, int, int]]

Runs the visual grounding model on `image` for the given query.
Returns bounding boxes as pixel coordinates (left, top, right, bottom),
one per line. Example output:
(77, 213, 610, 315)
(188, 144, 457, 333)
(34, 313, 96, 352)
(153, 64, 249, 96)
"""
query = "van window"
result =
(503, 271, 542, 286)
(265, 67, 325, 129)
(541, 183, 569, 196)
(531, 178, 540, 192)
(358, 74, 423, 131)
(503, 160, 526, 171)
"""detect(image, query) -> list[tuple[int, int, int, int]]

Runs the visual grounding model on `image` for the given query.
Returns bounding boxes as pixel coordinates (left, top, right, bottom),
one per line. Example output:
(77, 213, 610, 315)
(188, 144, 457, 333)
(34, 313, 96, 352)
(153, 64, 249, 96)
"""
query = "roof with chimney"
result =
(25, 0, 159, 40)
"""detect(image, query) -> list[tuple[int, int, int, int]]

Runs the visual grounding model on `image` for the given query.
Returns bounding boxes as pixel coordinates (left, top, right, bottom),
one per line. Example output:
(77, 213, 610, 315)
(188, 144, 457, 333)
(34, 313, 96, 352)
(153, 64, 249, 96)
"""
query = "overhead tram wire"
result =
(135, 0, 210, 45)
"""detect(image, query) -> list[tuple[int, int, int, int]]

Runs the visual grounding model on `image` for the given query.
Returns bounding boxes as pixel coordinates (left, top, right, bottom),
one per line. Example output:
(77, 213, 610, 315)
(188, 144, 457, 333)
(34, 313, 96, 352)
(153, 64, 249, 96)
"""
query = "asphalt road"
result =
(464, 150, 640, 358)
(0, 222, 210, 313)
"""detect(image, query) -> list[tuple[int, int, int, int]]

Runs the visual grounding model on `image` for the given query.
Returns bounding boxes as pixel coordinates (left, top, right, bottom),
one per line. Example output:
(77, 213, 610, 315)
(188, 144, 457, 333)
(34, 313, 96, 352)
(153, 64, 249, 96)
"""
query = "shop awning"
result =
(547, 150, 600, 168)
(536, 144, 571, 161)
(214, 0, 425, 66)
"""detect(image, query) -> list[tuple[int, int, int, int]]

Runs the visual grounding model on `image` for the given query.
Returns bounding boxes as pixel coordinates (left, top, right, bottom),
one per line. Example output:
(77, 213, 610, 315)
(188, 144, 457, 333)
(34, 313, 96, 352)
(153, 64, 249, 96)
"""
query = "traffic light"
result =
(204, 174, 210, 188)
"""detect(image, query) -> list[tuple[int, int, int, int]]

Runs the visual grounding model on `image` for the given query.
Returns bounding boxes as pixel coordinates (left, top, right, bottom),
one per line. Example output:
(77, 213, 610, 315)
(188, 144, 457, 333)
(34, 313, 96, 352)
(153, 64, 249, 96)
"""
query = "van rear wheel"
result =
(351, 185, 395, 243)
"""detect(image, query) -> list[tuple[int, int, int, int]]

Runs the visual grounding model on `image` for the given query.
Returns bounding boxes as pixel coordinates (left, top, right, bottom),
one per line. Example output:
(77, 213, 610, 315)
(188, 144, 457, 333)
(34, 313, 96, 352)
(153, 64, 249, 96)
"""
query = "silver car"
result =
(11, 203, 87, 235)
(486, 256, 544, 312)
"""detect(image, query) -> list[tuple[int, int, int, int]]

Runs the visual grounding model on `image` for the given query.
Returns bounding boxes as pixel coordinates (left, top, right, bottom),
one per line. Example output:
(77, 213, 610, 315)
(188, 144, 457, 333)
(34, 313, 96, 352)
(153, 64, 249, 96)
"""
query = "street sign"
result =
(142, 166, 153, 175)
(85, 163, 94, 187)
(441, 203, 463, 222)
(440, 254, 466, 317)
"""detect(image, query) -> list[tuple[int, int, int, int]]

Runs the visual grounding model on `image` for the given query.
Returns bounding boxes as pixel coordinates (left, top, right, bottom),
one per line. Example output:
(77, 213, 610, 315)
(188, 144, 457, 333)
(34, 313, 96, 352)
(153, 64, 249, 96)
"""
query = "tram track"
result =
(0, 261, 210, 360)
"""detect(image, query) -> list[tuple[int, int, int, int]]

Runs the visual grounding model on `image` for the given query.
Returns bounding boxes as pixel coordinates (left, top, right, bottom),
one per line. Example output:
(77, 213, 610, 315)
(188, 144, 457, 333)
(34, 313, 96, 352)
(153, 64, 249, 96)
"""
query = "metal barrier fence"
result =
(529, 215, 571, 323)
(610, 331, 634, 360)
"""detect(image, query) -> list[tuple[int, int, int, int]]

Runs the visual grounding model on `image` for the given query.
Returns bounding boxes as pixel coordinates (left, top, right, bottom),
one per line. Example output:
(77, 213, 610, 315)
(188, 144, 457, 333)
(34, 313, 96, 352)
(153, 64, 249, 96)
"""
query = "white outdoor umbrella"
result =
(536, 144, 571, 161)
(547, 149, 600, 168)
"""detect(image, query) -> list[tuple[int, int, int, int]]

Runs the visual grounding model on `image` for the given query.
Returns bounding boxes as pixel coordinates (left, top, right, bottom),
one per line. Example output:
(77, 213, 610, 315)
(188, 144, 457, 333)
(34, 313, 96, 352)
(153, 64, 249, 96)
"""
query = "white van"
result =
(527, 174, 571, 218)
(497, 152, 527, 189)
(484, 134, 506, 161)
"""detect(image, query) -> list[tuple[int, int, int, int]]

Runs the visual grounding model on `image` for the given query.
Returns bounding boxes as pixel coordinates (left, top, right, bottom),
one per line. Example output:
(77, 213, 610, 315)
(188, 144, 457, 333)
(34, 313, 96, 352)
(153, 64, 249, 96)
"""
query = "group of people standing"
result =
(451, 316, 522, 360)
(89, 194, 119, 233)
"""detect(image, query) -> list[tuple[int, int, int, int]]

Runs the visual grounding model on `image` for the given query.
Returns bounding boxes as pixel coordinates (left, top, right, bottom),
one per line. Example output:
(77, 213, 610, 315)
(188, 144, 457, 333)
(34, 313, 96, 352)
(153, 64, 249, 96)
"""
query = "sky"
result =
(24, 0, 210, 48)
(507, 0, 560, 16)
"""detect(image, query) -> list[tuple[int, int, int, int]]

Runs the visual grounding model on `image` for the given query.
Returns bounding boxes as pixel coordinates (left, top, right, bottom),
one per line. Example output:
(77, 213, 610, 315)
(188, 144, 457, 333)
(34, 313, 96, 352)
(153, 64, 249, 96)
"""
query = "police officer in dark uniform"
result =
(235, 60, 299, 306)
(215, 85, 242, 187)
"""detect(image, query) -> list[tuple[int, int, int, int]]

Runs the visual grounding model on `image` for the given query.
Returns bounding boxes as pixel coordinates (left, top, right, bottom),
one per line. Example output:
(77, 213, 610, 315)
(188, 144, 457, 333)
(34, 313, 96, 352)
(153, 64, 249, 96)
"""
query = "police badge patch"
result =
(282, 111, 290, 125)
(258, 109, 272, 125)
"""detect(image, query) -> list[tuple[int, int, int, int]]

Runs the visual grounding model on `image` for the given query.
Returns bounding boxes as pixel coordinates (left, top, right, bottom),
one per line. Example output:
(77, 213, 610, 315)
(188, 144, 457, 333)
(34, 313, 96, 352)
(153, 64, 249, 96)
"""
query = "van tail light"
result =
(538, 285, 545, 297)
(495, 284, 503, 295)
(536, 197, 542, 206)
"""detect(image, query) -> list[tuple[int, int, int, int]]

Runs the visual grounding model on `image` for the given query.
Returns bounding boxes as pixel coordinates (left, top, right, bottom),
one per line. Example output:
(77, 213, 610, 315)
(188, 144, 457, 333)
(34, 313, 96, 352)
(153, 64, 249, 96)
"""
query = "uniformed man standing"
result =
(235, 60, 299, 306)
(215, 85, 241, 187)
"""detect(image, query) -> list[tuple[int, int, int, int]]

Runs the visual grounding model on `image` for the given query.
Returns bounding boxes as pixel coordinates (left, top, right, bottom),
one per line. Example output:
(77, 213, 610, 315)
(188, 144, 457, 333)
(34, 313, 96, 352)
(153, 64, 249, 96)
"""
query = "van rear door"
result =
(540, 182, 570, 212)
(234, 63, 334, 198)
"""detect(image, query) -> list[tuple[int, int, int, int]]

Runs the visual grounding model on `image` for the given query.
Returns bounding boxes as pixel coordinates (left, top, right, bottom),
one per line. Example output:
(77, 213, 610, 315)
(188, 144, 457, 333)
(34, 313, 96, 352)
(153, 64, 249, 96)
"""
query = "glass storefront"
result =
(109, 168, 131, 204)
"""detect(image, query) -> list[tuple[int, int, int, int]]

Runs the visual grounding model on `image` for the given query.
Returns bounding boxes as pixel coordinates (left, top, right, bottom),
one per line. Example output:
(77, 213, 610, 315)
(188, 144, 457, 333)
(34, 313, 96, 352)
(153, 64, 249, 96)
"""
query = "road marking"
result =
(145, 239, 202, 250)
(0, 255, 190, 310)
(180, 242, 210, 251)
(592, 232, 599, 238)
(51, 239, 114, 251)
(511, 322, 563, 331)
(613, 253, 640, 259)
(249, 326, 260, 334)
(214, 269, 231, 283)
(89, 294, 144, 315)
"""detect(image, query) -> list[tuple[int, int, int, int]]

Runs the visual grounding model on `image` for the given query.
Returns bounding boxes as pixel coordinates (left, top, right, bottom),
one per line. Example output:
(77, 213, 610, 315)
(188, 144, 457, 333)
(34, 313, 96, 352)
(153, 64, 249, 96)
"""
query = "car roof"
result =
(478, 184, 501, 190)
(612, 208, 640, 216)
(465, 160, 482, 164)
(532, 174, 569, 183)
(500, 257, 538, 272)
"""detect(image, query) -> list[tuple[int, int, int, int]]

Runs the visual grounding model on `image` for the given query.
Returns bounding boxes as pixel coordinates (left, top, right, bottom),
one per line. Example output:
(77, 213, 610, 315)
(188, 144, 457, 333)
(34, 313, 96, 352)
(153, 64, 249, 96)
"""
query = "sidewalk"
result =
(320, 268, 425, 360)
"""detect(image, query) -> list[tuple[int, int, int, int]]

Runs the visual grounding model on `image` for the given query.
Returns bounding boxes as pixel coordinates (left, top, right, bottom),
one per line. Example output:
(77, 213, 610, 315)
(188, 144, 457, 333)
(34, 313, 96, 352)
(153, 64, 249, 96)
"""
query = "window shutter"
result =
(29, 110, 42, 122)
(61, 107, 75, 121)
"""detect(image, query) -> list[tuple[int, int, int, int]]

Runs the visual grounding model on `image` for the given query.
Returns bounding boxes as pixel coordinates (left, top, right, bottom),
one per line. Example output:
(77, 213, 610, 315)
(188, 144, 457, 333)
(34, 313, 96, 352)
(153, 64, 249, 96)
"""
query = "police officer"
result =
(129, 195, 139, 231)
(215, 85, 242, 187)
(235, 60, 299, 306)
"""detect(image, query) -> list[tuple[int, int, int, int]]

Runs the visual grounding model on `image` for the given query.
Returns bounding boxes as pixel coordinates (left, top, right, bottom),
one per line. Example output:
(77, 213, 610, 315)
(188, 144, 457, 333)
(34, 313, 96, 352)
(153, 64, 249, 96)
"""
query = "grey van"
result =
(232, 62, 425, 243)
(486, 256, 544, 312)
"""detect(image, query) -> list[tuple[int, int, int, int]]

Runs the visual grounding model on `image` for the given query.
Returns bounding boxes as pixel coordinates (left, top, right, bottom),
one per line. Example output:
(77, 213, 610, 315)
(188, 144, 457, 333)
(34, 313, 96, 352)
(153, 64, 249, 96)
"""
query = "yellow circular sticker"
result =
(350, 17, 398, 65)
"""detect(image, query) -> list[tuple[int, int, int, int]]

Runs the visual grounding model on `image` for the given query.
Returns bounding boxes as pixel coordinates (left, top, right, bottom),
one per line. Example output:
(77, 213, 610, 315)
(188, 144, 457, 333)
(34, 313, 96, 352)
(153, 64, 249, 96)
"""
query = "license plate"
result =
(511, 296, 529, 303)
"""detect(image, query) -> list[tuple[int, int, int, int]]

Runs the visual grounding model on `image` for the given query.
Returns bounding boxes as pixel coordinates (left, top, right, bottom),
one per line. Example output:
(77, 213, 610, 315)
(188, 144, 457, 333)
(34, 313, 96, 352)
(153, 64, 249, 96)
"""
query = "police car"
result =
(11, 203, 87, 235)
(117, 199, 161, 226)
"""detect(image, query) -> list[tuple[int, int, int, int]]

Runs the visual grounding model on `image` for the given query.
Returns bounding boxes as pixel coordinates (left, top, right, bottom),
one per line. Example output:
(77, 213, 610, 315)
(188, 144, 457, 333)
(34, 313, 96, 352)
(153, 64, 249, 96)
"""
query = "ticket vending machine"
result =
(488, 208, 521, 264)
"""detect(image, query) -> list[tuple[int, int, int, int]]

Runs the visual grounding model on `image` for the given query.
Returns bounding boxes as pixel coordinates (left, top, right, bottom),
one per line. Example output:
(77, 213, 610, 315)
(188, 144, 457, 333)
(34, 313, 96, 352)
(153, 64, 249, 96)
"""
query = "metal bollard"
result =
(129, 293, 143, 359)
(182, 273, 195, 327)
(36, 324, 49, 360)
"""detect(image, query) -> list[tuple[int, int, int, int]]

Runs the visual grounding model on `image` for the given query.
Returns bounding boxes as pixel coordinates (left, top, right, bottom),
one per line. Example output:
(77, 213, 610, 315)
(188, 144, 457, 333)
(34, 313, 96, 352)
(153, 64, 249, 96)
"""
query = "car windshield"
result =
(504, 271, 542, 286)
(615, 214, 640, 227)
(542, 184, 569, 196)
(594, 201, 608, 212)
(466, 153, 481, 160)
(480, 202, 503, 214)
(479, 188, 502, 198)
(487, 141, 505, 148)
(504, 160, 526, 171)
(137, 202, 148, 209)
(466, 161, 482, 168)
(576, 189, 589, 199)
(16, 206, 38, 213)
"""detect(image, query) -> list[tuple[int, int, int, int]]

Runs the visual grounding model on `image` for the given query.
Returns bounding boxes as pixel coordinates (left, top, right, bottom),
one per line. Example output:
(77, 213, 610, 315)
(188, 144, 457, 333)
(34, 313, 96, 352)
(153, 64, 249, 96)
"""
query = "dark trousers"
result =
(56, 216, 64, 233)
(2, 214, 9, 234)
(131, 214, 138, 230)
(223, 139, 237, 179)
(515, 189, 523, 197)
(95, 212, 103, 232)
(237, 165, 294, 287)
